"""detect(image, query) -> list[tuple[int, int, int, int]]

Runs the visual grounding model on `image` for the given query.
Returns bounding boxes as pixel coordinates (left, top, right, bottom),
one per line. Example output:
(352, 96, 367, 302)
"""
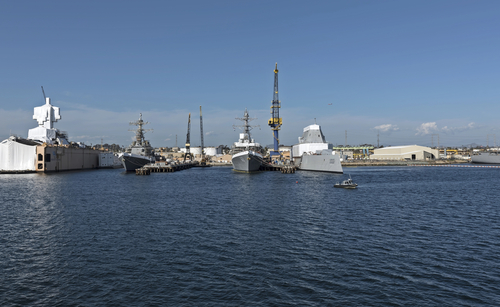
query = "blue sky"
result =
(1, 0, 500, 148)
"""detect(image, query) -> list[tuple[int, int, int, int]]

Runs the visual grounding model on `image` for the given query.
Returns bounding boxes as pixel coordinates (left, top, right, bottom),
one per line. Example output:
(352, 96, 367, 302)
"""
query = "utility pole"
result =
(345, 130, 347, 147)
(377, 131, 380, 148)
(431, 134, 439, 148)
(487, 134, 496, 148)
(175, 135, 177, 147)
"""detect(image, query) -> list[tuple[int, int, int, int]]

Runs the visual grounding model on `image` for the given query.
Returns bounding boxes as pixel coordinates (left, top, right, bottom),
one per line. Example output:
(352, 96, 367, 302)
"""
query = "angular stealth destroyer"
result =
(292, 123, 343, 173)
(119, 113, 155, 171)
(231, 109, 265, 172)
(471, 151, 500, 164)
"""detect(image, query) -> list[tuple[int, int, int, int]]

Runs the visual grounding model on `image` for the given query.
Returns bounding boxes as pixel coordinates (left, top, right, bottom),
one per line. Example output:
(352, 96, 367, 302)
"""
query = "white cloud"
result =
(373, 124, 399, 132)
(416, 122, 438, 135)
(442, 122, 475, 134)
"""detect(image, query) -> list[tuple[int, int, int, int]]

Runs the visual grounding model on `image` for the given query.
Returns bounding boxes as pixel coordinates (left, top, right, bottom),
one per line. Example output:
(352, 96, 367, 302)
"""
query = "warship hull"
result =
(471, 152, 500, 164)
(120, 153, 153, 171)
(232, 151, 262, 172)
(297, 154, 343, 173)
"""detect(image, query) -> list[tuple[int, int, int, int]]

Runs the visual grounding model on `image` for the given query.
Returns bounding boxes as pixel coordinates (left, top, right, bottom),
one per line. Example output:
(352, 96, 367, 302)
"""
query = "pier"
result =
(259, 163, 297, 173)
(135, 161, 197, 175)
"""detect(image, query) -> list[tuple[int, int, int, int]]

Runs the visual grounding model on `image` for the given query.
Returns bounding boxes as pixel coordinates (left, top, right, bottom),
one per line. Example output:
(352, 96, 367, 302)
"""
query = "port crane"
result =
(199, 106, 207, 165)
(183, 113, 193, 162)
(268, 63, 282, 157)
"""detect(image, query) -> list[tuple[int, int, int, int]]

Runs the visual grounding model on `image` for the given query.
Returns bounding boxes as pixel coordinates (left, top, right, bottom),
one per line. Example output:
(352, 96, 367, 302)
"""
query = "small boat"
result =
(334, 176, 358, 189)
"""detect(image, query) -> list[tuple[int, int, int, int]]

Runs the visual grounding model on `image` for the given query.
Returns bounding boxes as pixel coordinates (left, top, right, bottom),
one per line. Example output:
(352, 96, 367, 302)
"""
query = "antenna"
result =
(41, 86, 46, 100)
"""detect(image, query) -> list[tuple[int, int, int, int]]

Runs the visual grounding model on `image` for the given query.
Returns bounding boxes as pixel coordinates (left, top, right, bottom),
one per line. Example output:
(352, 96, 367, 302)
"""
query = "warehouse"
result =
(370, 145, 439, 161)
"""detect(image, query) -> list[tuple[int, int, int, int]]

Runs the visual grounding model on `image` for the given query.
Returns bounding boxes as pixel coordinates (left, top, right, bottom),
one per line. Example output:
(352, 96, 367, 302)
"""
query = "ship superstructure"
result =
(292, 124, 343, 173)
(231, 109, 264, 172)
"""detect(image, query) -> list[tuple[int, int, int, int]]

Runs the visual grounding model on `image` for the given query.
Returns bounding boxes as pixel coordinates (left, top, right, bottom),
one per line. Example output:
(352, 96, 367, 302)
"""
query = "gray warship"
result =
(231, 109, 265, 172)
(471, 151, 500, 164)
(292, 124, 343, 173)
(119, 113, 155, 171)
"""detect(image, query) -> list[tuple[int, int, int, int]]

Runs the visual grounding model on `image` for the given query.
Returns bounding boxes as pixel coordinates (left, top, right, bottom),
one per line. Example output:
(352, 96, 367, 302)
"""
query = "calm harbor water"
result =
(1, 166, 499, 306)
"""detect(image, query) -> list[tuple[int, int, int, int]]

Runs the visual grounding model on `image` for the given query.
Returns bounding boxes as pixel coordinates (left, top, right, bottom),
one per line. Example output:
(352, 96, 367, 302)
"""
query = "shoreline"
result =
(342, 160, 470, 167)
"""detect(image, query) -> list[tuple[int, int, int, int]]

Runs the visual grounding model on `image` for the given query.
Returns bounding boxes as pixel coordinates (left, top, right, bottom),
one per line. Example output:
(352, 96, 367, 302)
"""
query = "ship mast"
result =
(233, 109, 259, 142)
(129, 113, 152, 145)
(268, 63, 282, 157)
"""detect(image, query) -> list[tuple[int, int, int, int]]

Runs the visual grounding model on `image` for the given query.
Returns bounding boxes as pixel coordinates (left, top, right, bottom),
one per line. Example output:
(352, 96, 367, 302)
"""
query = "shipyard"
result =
(1, 64, 489, 175)
(0, 69, 488, 175)
(2, 2, 500, 307)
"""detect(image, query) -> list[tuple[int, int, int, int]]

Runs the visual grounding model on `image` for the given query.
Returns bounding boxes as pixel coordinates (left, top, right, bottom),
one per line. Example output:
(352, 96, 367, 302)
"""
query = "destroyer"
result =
(231, 109, 265, 172)
(292, 123, 343, 173)
(119, 113, 155, 171)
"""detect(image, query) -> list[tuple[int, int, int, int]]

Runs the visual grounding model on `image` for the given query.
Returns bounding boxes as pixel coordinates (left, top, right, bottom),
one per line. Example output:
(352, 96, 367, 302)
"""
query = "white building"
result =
(204, 146, 223, 156)
(180, 146, 223, 156)
(370, 145, 439, 161)
(180, 147, 202, 156)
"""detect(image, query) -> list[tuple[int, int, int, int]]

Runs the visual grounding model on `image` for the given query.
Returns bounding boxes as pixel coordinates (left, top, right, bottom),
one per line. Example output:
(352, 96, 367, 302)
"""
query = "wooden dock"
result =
(136, 162, 197, 175)
(259, 163, 297, 173)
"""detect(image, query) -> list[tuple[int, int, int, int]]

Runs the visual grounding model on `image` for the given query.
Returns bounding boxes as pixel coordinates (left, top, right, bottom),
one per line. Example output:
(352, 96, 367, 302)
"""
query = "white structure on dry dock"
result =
(1, 95, 99, 173)
(27, 97, 69, 145)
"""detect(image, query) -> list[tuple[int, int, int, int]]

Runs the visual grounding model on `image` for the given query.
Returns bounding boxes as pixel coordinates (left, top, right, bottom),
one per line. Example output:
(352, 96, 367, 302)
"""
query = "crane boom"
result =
(268, 63, 282, 157)
(200, 106, 204, 157)
(183, 113, 193, 162)
(41, 86, 46, 100)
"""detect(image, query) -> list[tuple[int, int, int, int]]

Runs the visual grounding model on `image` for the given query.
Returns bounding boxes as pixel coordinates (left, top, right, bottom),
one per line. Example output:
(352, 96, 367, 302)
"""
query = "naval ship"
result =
(231, 109, 265, 172)
(471, 151, 500, 164)
(119, 113, 155, 171)
(292, 124, 343, 173)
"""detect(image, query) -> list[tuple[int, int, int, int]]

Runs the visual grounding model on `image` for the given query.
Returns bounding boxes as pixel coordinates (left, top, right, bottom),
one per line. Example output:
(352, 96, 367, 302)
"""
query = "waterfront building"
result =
(370, 145, 439, 161)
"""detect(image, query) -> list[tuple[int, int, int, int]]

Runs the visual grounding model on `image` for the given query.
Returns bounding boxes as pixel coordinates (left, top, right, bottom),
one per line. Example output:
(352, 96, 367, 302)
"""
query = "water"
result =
(1, 166, 499, 306)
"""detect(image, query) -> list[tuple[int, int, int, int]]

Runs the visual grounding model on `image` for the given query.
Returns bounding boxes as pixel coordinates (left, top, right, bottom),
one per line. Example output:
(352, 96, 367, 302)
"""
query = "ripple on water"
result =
(1, 167, 499, 306)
